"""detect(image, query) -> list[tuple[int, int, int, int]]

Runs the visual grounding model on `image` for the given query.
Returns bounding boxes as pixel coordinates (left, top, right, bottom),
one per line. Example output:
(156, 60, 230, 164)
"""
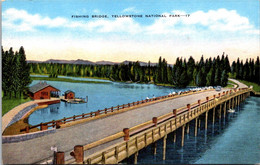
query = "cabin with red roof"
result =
(29, 81, 60, 100)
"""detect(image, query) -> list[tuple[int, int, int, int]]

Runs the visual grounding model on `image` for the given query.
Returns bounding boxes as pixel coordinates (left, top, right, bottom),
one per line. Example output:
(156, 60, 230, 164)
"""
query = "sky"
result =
(2, 0, 260, 64)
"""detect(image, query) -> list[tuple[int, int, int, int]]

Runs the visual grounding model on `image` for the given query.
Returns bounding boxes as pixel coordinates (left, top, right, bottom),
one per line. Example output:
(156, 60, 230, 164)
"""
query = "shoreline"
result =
(30, 74, 234, 89)
(31, 76, 111, 84)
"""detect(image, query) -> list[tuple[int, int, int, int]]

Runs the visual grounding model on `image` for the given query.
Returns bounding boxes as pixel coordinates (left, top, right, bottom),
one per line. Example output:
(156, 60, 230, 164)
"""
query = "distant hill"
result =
(96, 60, 118, 65)
(27, 59, 95, 65)
(121, 60, 157, 66)
(27, 59, 158, 66)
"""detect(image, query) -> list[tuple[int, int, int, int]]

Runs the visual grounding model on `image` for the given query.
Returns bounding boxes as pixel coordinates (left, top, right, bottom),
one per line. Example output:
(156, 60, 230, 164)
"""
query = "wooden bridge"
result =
(62, 88, 252, 164)
(2, 87, 254, 164)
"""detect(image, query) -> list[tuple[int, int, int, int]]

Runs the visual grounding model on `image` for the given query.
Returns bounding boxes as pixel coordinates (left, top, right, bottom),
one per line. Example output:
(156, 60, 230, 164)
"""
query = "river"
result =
(28, 76, 194, 125)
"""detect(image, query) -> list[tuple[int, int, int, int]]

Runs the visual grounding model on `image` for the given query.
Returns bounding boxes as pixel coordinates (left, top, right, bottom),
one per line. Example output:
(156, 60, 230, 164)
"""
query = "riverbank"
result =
(31, 77, 111, 84)
(2, 97, 31, 116)
(238, 80, 260, 92)
(2, 105, 47, 135)
(227, 80, 239, 88)
(30, 73, 110, 80)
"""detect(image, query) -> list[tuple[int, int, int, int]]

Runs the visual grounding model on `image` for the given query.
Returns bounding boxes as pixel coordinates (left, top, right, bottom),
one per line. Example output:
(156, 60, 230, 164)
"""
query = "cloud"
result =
(146, 8, 259, 35)
(87, 18, 141, 34)
(2, 8, 141, 34)
(93, 9, 100, 13)
(183, 8, 253, 32)
(122, 7, 141, 13)
(3, 7, 259, 36)
(3, 8, 67, 31)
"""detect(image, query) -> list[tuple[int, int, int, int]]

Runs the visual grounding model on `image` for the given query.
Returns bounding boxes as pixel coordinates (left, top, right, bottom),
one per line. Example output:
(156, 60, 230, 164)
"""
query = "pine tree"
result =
(13, 51, 21, 98)
(187, 56, 195, 81)
(231, 61, 236, 76)
(206, 68, 215, 86)
(180, 69, 189, 87)
(215, 68, 221, 85)
(235, 58, 240, 79)
(2, 48, 9, 97)
(18, 46, 32, 97)
(243, 59, 250, 80)
(224, 55, 231, 72)
(255, 56, 260, 84)
(162, 58, 168, 83)
(157, 57, 162, 83)
(196, 67, 206, 86)
(221, 70, 228, 86)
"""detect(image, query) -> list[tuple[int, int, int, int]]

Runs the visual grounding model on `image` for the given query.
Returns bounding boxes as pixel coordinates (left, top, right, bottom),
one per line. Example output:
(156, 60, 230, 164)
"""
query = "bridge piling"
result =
(233, 97, 235, 108)
(218, 104, 222, 119)
(173, 131, 176, 142)
(152, 142, 157, 155)
(212, 107, 215, 124)
(186, 123, 190, 134)
(163, 135, 167, 160)
(134, 152, 138, 164)
(195, 117, 198, 136)
(223, 102, 227, 118)
(181, 124, 185, 147)
(205, 111, 208, 130)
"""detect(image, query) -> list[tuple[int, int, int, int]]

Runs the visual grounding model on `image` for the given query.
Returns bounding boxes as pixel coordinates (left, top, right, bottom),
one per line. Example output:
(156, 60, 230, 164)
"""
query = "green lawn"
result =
(2, 97, 31, 116)
(239, 80, 260, 92)
(225, 84, 234, 88)
(31, 77, 110, 84)
(226, 80, 238, 88)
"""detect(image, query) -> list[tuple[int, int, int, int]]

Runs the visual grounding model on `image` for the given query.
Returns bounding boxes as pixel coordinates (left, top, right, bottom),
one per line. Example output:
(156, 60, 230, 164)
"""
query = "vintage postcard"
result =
(1, 0, 259, 164)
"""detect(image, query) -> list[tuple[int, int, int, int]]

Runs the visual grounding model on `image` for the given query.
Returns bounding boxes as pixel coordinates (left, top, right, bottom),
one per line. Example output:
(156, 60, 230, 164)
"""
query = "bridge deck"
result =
(2, 88, 231, 164)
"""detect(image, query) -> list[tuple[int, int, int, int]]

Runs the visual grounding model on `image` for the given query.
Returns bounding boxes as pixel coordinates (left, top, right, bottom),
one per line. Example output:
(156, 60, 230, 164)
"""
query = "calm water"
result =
(125, 96, 259, 164)
(28, 76, 259, 164)
(28, 76, 194, 125)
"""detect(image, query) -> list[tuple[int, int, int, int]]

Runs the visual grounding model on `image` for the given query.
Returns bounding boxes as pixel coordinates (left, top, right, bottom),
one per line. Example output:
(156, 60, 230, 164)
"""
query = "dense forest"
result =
(28, 52, 232, 87)
(3, 46, 259, 98)
(2, 46, 31, 98)
(230, 57, 260, 85)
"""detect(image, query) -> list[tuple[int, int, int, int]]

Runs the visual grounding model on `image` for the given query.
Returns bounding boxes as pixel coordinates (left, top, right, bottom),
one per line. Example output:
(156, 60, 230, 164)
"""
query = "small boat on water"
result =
(228, 109, 235, 113)
(61, 98, 87, 104)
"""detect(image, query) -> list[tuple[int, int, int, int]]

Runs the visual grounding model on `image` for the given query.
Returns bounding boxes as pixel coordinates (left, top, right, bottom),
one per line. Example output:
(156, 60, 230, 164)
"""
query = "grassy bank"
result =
(31, 77, 111, 84)
(2, 97, 31, 116)
(226, 80, 238, 88)
(30, 73, 110, 81)
(156, 83, 175, 87)
(239, 80, 260, 92)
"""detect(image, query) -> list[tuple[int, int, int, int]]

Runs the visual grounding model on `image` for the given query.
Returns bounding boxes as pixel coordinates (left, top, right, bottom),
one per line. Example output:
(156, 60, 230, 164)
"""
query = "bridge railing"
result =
(20, 88, 213, 133)
(65, 88, 250, 164)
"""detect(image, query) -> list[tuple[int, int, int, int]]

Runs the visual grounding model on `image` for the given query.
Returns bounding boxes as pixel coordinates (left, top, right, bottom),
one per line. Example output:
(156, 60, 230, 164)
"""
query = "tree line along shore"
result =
(28, 53, 259, 88)
(2, 46, 260, 115)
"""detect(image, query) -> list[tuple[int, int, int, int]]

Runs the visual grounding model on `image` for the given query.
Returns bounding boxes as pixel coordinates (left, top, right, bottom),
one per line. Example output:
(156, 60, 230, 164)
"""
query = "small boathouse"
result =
(65, 90, 75, 99)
